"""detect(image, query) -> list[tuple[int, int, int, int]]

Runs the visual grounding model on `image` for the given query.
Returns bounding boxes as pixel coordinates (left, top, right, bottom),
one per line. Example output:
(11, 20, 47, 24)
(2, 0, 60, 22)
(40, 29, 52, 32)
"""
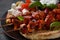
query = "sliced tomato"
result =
(21, 3, 30, 9)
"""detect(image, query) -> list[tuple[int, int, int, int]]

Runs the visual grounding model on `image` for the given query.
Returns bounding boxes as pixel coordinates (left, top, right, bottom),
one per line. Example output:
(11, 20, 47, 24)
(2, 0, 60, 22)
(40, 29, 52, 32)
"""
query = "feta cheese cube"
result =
(22, 9, 29, 14)
(8, 9, 14, 15)
(11, 3, 16, 9)
(12, 10, 21, 17)
(8, 8, 21, 17)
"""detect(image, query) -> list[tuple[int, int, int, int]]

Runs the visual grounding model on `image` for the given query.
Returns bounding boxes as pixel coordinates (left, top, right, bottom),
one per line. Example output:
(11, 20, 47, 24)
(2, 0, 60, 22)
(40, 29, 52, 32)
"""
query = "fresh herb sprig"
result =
(29, 1, 57, 10)
(29, 1, 44, 9)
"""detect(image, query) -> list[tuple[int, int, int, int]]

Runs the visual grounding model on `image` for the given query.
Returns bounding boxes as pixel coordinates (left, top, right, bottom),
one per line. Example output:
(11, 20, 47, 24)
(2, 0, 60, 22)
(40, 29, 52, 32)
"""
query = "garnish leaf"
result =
(47, 4, 57, 9)
(50, 22, 60, 30)
(29, 1, 44, 9)
(17, 16, 24, 21)
(29, 1, 57, 9)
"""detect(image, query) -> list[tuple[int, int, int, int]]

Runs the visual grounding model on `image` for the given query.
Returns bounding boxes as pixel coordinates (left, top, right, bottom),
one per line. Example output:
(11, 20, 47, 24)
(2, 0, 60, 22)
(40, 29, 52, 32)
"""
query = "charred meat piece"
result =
(56, 14, 60, 21)
(27, 21, 38, 32)
(45, 14, 55, 27)
(53, 9, 60, 14)
(39, 11, 46, 19)
(32, 11, 40, 20)
(37, 20, 45, 29)
(20, 26, 28, 34)
(32, 11, 46, 20)
(23, 16, 32, 24)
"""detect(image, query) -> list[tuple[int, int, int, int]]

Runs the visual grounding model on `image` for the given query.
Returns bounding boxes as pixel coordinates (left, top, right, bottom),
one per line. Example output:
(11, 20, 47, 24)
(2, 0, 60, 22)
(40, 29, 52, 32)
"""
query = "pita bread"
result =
(20, 30, 60, 40)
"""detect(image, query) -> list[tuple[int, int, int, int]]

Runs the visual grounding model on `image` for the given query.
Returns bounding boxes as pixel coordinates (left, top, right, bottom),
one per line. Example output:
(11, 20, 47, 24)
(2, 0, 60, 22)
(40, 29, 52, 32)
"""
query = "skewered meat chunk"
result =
(45, 14, 55, 26)
(32, 11, 40, 20)
(27, 24, 34, 32)
(37, 20, 45, 29)
(53, 9, 60, 14)
(32, 11, 45, 20)
(27, 21, 38, 32)
(39, 11, 45, 19)
(21, 26, 28, 34)
(6, 19, 12, 23)
(56, 14, 60, 20)
(23, 16, 32, 24)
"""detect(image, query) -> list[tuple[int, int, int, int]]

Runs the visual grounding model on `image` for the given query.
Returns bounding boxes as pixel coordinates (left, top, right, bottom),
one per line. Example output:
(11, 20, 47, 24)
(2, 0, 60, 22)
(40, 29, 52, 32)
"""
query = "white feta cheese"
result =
(8, 9, 14, 15)
(40, 0, 59, 5)
(8, 1, 25, 17)
(11, 3, 16, 9)
(8, 8, 21, 17)
(12, 10, 21, 17)
(22, 9, 29, 14)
